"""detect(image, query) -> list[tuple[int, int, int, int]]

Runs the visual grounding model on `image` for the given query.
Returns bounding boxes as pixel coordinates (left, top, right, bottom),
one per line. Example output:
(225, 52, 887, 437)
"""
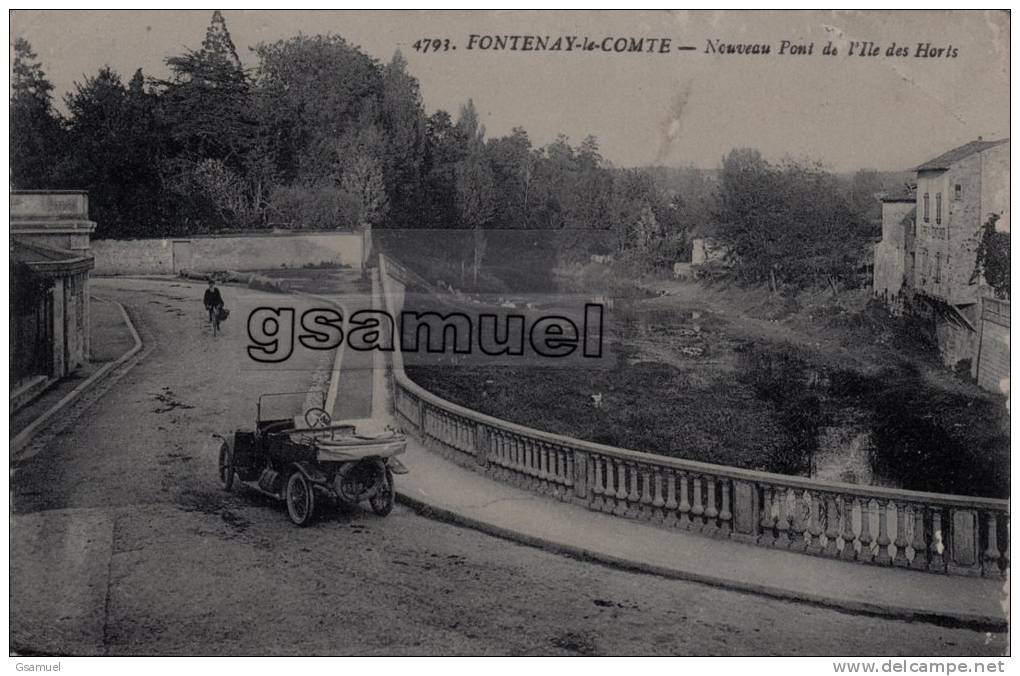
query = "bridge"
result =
(376, 254, 1008, 627)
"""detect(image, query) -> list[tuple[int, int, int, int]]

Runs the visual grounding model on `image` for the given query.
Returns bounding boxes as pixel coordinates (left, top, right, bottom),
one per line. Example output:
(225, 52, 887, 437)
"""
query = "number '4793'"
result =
(413, 39, 453, 52)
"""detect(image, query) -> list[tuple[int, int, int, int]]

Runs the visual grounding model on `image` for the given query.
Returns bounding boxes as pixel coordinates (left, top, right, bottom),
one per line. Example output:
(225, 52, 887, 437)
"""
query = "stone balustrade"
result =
(379, 255, 1010, 578)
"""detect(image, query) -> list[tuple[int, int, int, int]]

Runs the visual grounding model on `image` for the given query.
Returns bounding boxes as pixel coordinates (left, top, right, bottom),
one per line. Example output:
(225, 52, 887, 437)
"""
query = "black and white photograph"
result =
(7, 8, 1013, 663)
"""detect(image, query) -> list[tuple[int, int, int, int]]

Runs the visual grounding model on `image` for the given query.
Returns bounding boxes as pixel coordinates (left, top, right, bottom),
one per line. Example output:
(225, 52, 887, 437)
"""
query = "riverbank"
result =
(405, 271, 1009, 498)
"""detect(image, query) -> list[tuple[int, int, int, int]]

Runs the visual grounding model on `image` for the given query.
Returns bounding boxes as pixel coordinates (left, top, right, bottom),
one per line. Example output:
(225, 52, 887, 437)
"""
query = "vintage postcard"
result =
(7, 9, 1011, 662)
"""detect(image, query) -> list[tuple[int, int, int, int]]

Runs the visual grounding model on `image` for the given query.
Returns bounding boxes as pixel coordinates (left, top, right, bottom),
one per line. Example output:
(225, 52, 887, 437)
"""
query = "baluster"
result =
(664, 471, 678, 527)
(703, 479, 719, 536)
(677, 472, 692, 529)
(590, 455, 604, 511)
(839, 497, 857, 560)
(554, 449, 567, 498)
(564, 450, 575, 490)
(501, 434, 510, 470)
(893, 502, 909, 567)
(690, 475, 705, 532)
(857, 499, 874, 564)
(625, 463, 641, 518)
(789, 489, 807, 551)
(929, 510, 946, 572)
(806, 492, 824, 554)
(823, 495, 840, 557)
(542, 445, 554, 495)
(909, 505, 929, 570)
(983, 513, 1001, 577)
(538, 442, 546, 489)
(718, 481, 732, 536)
(614, 460, 629, 517)
(774, 487, 790, 548)
(875, 500, 893, 565)
(639, 467, 653, 520)
(603, 458, 616, 513)
(1001, 522, 1010, 578)
(539, 445, 550, 487)
(651, 470, 666, 523)
(758, 486, 775, 546)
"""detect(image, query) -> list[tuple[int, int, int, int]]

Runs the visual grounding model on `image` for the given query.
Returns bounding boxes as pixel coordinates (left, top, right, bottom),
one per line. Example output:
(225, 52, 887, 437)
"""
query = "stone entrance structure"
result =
(10, 191, 96, 410)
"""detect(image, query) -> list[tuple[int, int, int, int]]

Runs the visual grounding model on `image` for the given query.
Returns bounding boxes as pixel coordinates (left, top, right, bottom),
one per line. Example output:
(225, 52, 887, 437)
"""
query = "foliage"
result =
(11, 8, 880, 286)
(830, 364, 1009, 498)
(971, 213, 1010, 299)
(713, 149, 870, 293)
(734, 344, 822, 475)
(268, 183, 360, 230)
(10, 38, 65, 189)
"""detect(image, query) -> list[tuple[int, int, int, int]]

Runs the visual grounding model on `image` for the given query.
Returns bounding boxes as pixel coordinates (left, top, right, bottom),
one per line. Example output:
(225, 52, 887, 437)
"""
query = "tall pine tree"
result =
(10, 38, 65, 188)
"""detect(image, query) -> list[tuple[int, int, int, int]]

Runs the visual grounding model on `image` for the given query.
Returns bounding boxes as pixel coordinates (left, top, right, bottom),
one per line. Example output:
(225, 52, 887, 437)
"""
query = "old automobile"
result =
(215, 392, 408, 526)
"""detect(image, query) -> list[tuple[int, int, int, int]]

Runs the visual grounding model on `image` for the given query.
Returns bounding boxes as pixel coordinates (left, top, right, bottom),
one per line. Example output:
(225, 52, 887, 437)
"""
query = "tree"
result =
(379, 51, 427, 227)
(972, 213, 1009, 299)
(10, 38, 65, 188)
(421, 110, 466, 229)
(454, 101, 495, 283)
(156, 11, 260, 229)
(253, 34, 384, 185)
(339, 123, 389, 227)
(713, 148, 868, 293)
(159, 11, 255, 166)
(485, 127, 535, 229)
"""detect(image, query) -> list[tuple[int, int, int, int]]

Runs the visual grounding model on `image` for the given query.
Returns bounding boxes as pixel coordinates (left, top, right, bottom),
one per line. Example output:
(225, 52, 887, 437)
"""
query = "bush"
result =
(268, 183, 361, 230)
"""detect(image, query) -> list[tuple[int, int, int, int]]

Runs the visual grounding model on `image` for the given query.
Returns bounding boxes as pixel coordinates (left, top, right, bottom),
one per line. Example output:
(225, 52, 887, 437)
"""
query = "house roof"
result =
(915, 138, 1009, 172)
(10, 238, 94, 276)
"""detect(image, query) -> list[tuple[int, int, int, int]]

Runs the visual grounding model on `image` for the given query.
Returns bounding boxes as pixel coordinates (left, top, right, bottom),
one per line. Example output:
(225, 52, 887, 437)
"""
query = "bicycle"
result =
(207, 304, 223, 336)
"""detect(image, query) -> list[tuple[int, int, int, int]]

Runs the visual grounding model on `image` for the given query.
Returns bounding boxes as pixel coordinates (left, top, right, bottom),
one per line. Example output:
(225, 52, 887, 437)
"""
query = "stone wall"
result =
(92, 231, 367, 275)
(977, 298, 1010, 395)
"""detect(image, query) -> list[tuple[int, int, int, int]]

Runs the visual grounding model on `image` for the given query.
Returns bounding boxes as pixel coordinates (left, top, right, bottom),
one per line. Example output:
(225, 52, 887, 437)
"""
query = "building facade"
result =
(872, 139, 1010, 392)
(10, 191, 96, 409)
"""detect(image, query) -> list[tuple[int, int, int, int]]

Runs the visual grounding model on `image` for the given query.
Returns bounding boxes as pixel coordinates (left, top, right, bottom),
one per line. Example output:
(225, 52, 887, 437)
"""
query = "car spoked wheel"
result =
(369, 467, 395, 517)
(285, 470, 316, 526)
(218, 441, 234, 491)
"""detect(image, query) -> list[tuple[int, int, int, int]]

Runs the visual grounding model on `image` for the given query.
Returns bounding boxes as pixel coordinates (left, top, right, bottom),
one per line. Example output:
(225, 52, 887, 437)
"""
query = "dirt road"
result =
(10, 277, 1006, 656)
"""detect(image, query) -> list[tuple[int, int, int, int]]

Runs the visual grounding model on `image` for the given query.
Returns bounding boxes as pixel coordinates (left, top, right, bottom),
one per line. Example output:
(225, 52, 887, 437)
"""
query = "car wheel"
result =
(285, 470, 316, 526)
(370, 467, 395, 517)
(218, 441, 234, 491)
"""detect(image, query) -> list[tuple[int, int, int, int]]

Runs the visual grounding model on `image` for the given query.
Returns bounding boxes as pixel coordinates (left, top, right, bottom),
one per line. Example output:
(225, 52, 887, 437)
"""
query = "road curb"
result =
(12, 299, 144, 459)
(394, 489, 1007, 632)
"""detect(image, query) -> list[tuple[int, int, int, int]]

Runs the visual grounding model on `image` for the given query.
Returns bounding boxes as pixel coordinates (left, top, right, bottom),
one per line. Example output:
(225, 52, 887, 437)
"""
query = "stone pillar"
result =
(51, 280, 66, 378)
(573, 451, 588, 501)
(730, 479, 762, 542)
(474, 423, 489, 467)
(947, 509, 981, 576)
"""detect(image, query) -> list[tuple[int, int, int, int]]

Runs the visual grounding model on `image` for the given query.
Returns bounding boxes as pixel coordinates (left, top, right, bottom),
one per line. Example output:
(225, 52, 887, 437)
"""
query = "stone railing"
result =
(379, 255, 1010, 578)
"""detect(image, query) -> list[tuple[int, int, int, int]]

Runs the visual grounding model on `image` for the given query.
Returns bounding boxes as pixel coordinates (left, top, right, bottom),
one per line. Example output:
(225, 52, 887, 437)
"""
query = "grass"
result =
(400, 266, 1010, 498)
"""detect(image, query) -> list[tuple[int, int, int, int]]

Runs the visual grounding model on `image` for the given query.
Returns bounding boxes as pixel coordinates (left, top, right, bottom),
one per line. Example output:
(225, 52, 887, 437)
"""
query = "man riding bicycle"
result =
(204, 279, 225, 333)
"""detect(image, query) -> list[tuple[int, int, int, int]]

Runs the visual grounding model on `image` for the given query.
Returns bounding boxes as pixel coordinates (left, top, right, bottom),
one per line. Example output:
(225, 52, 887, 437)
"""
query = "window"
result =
(935, 252, 942, 284)
(923, 193, 930, 222)
(954, 184, 962, 200)
(936, 192, 942, 225)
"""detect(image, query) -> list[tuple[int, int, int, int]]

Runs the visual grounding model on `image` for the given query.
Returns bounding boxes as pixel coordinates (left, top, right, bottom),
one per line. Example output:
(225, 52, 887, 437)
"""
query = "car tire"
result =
(218, 441, 235, 492)
(285, 470, 316, 526)
(370, 467, 395, 517)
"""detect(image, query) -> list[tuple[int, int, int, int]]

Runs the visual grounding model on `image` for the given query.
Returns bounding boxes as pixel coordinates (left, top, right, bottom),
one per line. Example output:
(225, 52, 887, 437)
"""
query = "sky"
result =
(10, 10, 1011, 172)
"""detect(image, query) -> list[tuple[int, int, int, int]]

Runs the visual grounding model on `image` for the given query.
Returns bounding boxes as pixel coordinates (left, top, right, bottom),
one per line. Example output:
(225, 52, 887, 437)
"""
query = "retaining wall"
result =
(92, 231, 367, 275)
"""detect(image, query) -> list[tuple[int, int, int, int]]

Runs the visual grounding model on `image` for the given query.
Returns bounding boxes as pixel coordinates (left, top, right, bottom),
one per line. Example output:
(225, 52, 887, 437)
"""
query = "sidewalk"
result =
(11, 296, 142, 455)
(394, 434, 1009, 630)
